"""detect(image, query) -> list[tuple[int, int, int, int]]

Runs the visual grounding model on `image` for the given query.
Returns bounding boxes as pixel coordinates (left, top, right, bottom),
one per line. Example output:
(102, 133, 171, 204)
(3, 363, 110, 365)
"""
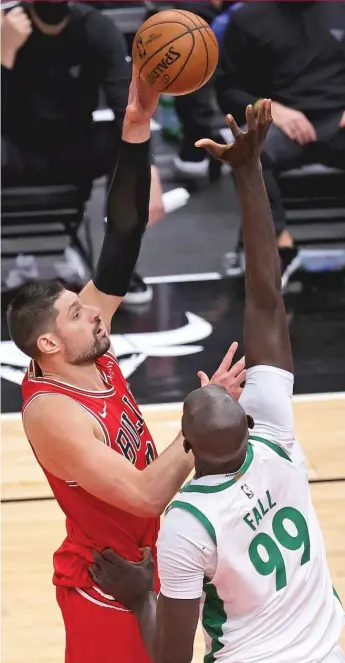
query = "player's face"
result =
(53, 290, 110, 365)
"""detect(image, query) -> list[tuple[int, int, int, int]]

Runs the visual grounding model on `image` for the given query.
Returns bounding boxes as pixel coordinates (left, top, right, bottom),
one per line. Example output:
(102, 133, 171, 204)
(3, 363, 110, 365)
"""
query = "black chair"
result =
(1, 184, 94, 273)
(278, 165, 345, 246)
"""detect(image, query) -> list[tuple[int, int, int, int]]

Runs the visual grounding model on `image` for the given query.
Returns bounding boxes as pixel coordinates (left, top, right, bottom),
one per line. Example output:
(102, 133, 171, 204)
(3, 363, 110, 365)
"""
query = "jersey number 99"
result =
(249, 506, 311, 591)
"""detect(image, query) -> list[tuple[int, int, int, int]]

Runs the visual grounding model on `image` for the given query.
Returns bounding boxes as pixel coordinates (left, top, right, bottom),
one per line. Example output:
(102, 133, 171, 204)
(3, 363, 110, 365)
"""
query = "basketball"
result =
(132, 9, 219, 96)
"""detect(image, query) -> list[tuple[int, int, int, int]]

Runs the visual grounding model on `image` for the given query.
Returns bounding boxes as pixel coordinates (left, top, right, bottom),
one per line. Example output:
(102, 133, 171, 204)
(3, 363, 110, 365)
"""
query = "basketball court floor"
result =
(1, 273, 345, 662)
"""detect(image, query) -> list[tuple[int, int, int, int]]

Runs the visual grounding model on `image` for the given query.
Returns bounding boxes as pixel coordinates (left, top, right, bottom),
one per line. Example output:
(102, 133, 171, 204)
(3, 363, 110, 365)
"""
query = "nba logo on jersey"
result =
(241, 483, 254, 499)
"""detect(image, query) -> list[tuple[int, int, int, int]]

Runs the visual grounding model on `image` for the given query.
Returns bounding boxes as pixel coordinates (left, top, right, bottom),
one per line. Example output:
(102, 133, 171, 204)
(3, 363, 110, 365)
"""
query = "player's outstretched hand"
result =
(195, 99, 272, 168)
(198, 341, 246, 401)
(90, 546, 155, 611)
(126, 67, 160, 124)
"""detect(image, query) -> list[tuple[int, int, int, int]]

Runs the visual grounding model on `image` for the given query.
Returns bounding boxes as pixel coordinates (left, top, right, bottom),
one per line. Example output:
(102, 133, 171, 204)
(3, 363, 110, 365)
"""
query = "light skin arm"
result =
(79, 72, 159, 331)
(196, 101, 293, 373)
(24, 394, 193, 518)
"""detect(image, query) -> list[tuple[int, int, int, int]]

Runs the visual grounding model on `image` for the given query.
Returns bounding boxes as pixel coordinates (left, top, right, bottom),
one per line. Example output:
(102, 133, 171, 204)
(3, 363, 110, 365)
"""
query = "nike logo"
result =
(99, 403, 107, 419)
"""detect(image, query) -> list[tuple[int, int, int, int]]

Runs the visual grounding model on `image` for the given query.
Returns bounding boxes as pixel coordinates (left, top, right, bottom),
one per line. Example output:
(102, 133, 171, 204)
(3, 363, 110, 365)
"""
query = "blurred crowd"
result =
(1, 0, 345, 295)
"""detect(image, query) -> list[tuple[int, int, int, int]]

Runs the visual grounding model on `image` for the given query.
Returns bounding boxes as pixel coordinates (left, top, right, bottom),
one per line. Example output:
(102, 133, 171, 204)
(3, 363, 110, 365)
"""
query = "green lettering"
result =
(266, 490, 276, 509)
(258, 498, 269, 516)
(243, 513, 256, 532)
(253, 506, 263, 526)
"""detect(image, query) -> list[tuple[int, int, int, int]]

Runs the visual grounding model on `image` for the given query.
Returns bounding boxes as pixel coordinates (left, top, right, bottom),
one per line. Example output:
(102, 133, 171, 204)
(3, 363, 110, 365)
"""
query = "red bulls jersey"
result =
(21, 351, 160, 608)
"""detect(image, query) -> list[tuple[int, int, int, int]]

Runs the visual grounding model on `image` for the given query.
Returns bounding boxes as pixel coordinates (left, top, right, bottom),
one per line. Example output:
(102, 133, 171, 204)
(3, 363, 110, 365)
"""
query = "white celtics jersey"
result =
(168, 434, 344, 663)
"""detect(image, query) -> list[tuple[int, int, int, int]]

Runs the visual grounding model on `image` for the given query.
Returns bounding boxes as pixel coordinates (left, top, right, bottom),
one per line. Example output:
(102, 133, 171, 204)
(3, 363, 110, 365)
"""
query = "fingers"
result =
(197, 371, 210, 387)
(195, 138, 225, 160)
(228, 355, 245, 378)
(140, 547, 151, 560)
(212, 342, 238, 379)
(245, 105, 256, 132)
(226, 114, 242, 138)
(287, 114, 316, 144)
(256, 99, 273, 141)
(234, 369, 246, 386)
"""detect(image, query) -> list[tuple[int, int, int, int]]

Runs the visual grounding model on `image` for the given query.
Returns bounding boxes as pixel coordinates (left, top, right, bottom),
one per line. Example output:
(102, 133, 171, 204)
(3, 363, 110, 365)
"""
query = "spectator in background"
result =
(1, 1, 163, 303)
(171, 1, 234, 179)
(216, 1, 345, 280)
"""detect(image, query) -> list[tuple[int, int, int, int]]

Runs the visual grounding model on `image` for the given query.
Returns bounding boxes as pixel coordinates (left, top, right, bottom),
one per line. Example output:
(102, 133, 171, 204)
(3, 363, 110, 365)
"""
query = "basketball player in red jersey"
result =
(6, 69, 245, 663)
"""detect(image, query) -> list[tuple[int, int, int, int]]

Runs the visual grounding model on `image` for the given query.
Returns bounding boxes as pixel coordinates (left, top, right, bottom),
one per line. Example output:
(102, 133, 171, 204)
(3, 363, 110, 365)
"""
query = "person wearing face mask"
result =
(1, 1, 163, 303)
(215, 1, 345, 284)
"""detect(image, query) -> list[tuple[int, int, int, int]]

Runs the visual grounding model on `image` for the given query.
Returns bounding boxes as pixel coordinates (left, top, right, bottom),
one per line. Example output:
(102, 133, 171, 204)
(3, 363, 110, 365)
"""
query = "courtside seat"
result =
(278, 164, 345, 245)
(1, 183, 94, 271)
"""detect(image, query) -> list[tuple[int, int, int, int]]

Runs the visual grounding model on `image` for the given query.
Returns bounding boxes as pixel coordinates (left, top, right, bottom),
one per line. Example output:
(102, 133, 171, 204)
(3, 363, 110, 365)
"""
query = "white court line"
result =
(144, 272, 222, 285)
(292, 392, 345, 402)
(1, 392, 344, 421)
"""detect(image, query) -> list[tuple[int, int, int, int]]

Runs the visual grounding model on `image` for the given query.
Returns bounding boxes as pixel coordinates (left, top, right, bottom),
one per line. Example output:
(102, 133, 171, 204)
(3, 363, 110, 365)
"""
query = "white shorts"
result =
(322, 645, 345, 662)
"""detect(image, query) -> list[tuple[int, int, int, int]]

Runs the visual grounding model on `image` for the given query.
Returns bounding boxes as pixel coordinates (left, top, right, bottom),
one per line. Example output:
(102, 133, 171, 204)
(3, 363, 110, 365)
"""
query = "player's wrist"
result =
(122, 115, 151, 143)
(233, 160, 262, 178)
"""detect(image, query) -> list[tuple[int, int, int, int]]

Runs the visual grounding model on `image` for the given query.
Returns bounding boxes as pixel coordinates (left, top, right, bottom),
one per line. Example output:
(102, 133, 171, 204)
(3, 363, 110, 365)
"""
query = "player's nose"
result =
(88, 306, 101, 321)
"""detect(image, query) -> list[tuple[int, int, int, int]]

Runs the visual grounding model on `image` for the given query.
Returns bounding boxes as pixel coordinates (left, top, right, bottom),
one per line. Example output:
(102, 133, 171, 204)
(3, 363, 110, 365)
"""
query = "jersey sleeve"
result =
(157, 506, 217, 600)
(239, 365, 304, 462)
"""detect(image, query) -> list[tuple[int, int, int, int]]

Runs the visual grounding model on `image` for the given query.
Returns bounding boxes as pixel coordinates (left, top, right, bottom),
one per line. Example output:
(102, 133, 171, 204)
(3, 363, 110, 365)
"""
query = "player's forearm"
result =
(135, 591, 157, 660)
(93, 117, 151, 298)
(141, 432, 194, 516)
(235, 162, 281, 297)
(234, 161, 293, 372)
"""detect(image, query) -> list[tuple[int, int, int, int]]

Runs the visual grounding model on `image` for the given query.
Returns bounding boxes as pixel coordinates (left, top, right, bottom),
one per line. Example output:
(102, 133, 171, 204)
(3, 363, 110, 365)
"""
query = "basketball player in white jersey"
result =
(91, 100, 344, 663)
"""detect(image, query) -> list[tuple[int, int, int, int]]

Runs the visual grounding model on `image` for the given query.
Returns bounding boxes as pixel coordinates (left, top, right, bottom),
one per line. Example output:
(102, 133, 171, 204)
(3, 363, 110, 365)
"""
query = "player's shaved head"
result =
(182, 384, 252, 475)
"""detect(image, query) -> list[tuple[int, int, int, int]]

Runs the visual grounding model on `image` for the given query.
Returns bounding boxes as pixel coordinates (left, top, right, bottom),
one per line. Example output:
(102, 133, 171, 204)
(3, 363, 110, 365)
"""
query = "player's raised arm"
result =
(79, 69, 159, 330)
(196, 100, 293, 374)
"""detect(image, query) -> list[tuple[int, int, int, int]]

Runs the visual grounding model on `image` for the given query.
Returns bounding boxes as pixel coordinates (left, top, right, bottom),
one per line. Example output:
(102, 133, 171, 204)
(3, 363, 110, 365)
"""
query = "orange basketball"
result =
(132, 9, 219, 96)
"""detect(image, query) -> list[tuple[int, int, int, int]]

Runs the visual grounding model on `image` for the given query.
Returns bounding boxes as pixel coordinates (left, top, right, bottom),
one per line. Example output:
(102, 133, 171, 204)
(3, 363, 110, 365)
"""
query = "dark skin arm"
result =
(196, 100, 293, 373)
(91, 547, 157, 659)
(90, 548, 200, 663)
(155, 596, 200, 663)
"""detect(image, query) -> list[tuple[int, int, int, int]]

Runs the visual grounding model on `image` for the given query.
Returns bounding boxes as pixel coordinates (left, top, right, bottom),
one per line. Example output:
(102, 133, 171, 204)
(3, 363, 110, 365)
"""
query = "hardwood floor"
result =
(2, 396, 345, 662)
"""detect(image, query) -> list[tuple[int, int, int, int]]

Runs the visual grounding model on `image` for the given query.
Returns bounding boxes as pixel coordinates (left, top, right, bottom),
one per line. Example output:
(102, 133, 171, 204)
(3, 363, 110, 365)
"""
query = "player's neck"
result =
(38, 360, 107, 391)
(195, 448, 247, 479)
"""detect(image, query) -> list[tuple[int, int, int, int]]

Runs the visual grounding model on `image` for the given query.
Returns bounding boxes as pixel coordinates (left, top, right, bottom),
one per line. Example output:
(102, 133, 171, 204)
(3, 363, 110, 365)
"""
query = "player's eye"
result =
(73, 311, 80, 319)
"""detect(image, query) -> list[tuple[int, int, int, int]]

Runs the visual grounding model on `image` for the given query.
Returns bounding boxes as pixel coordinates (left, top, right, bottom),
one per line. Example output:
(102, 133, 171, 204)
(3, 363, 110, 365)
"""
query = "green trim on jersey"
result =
(180, 443, 254, 494)
(249, 434, 292, 462)
(202, 582, 226, 663)
(168, 500, 217, 544)
(333, 586, 343, 607)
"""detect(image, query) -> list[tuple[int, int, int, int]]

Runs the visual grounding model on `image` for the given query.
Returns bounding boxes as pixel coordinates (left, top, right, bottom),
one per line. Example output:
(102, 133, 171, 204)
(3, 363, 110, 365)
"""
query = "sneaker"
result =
(280, 247, 302, 290)
(122, 272, 153, 306)
(5, 254, 40, 290)
(222, 251, 245, 277)
(173, 155, 209, 178)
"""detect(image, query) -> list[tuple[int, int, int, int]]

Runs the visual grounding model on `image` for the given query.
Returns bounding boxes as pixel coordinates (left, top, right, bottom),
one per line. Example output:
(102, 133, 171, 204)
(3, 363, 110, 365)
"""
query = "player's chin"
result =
(97, 334, 111, 354)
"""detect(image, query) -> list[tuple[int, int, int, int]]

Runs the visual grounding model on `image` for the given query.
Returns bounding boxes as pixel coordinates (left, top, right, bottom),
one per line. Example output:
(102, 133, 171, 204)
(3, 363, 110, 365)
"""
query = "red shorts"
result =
(56, 586, 153, 663)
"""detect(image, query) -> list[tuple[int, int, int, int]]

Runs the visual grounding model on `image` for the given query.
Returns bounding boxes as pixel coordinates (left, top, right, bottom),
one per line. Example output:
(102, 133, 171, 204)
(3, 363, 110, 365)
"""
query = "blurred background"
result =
(1, 2, 345, 661)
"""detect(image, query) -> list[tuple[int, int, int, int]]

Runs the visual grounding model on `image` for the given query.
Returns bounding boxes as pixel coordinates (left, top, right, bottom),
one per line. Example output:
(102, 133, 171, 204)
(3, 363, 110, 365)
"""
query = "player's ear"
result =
(183, 438, 192, 454)
(246, 415, 254, 430)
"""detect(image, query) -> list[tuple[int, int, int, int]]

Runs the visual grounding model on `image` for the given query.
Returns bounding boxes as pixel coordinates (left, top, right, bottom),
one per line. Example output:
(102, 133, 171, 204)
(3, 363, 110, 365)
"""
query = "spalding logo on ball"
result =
(132, 9, 219, 96)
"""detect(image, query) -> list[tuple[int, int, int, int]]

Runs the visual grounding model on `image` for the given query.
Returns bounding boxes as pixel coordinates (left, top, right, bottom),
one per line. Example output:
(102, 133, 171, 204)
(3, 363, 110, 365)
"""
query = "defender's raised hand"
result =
(195, 99, 272, 168)
(198, 342, 246, 401)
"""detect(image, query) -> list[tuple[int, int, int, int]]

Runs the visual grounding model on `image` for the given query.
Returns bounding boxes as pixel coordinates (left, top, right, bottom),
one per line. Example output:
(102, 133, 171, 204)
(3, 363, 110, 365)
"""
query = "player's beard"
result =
(64, 326, 111, 366)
